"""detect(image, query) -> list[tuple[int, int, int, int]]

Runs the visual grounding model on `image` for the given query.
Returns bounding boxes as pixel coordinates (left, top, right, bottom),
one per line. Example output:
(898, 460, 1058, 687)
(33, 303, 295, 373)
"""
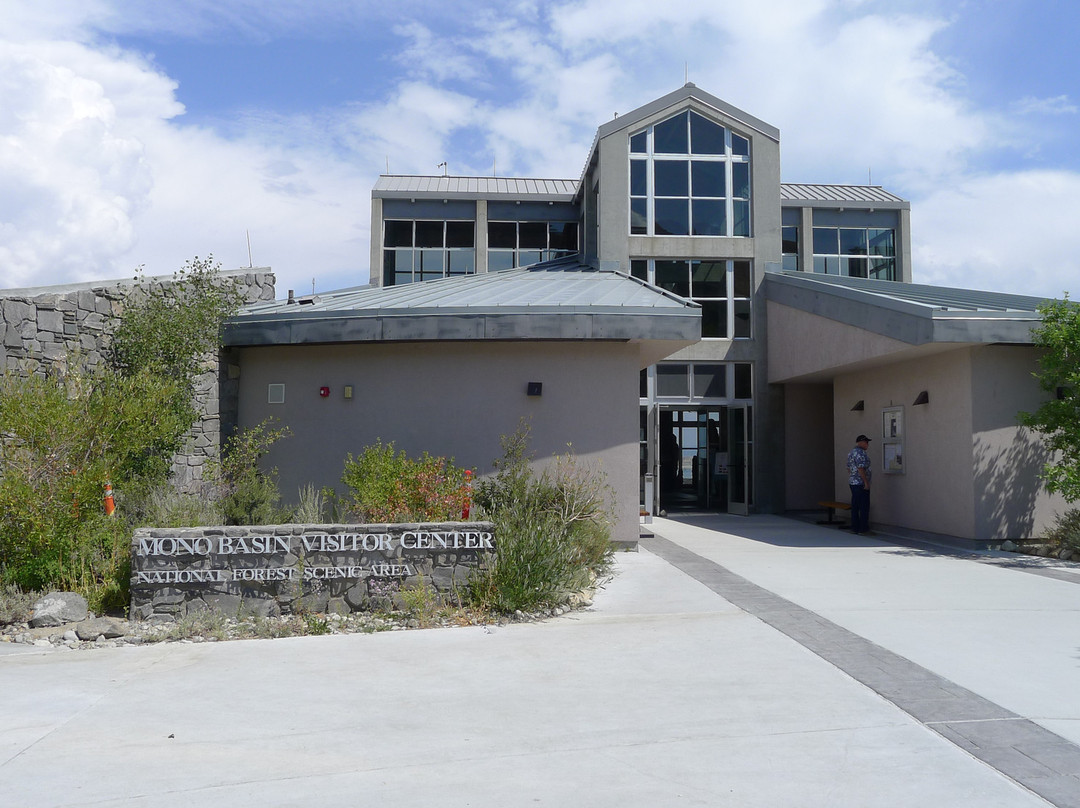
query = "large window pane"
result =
(654, 198, 689, 235)
(692, 261, 727, 297)
(518, 250, 542, 267)
(732, 163, 750, 199)
(630, 159, 647, 196)
(733, 299, 751, 337)
(689, 111, 725, 155)
(732, 200, 750, 237)
(731, 133, 750, 156)
(630, 198, 648, 234)
(418, 248, 444, 274)
(653, 112, 688, 154)
(782, 254, 798, 271)
(488, 222, 516, 249)
(734, 363, 752, 399)
(656, 364, 689, 397)
(732, 261, 751, 297)
(415, 221, 443, 248)
(548, 222, 578, 251)
(630, 260, 648, 281)
(654, 160, 688, 196)
(840, 228, 868, 256)
(842, 257, 868, 278)
(868, 229, 895, 256)
(655, 260, 690, 296)
(448, 250, 474, 273)
(691, 199, 725, 235)
(782, 226, 798, 254)
(445, 221, 474, 247)
(693, 364, 726, 397)
(488, 250, 515, 271)
(813, 227, 838, 254)
(519, 222, 547, 249)
(700, 300, 727, 337)
(869, 257, 895, 280)
(691, 161, 725, 197)
(630, 130, 647, 154)
(384, 220, 413, 247)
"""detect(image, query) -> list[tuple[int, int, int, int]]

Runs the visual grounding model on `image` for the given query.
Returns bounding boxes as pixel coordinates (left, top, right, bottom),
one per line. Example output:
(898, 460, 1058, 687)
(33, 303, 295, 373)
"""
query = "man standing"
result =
(847, 434, 872, 534)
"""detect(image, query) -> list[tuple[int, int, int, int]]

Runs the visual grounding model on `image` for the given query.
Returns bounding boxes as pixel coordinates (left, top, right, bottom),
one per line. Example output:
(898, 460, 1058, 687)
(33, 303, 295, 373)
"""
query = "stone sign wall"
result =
(130, 522, 495, 620)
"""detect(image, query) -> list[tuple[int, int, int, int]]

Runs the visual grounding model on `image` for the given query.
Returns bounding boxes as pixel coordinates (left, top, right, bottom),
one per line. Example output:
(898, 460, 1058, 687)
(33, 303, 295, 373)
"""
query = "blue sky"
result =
(1, 0, 1078, 298)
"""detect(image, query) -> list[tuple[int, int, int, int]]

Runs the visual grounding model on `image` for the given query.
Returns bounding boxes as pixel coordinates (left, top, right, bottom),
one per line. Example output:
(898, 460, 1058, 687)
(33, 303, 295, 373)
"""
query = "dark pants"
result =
(849, 484, 870, 533)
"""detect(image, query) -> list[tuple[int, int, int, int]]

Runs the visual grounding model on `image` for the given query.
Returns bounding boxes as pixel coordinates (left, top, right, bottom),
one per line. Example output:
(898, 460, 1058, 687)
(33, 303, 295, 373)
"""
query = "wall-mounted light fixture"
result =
(851, 400, 865, 411)
(913, 390, 929, 406)
(344, 385, 353, 400)
(527, 382, 543, 397)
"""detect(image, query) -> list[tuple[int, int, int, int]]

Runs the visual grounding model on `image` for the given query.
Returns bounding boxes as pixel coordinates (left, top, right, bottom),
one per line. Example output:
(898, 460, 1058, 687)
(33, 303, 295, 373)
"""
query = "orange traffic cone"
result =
(104, 482, 116, 516)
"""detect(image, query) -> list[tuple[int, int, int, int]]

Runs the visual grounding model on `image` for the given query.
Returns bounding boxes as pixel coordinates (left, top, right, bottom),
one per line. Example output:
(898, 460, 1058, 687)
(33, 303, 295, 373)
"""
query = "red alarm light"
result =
(319, 386, 330, 397)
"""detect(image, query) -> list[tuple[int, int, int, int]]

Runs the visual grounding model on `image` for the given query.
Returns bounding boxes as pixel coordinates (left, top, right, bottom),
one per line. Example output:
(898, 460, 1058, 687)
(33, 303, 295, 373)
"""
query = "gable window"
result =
(631, 259, 751, 338)
(812, 227, 895, 280)
(384, 220, 475, 286)
(487, 221, 579, 271)
(630, 110, 751, 237)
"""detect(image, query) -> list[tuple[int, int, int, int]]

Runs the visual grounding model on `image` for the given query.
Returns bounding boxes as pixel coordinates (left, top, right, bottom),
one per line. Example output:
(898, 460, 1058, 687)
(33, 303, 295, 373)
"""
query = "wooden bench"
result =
(817, 500, 851, 526)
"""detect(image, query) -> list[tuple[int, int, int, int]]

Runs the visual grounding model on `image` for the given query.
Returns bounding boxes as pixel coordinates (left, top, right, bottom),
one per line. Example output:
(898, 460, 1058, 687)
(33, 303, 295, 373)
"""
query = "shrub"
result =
(1043, 509, 1080, 553)
(209, 420, 291, 525)
(341, 440, 471, 522)
(292, 483, 326, 523)
(468, 422, 614, 613)
(0, 583, 38, 625)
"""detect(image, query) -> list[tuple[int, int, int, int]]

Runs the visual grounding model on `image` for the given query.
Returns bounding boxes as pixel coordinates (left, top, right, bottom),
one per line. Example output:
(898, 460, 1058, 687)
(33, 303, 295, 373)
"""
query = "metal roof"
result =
(226, 257, 700, 355)
(373, 175, 579, 201)
(780, 183, 908, 206)
(765, 270, 1048, 347)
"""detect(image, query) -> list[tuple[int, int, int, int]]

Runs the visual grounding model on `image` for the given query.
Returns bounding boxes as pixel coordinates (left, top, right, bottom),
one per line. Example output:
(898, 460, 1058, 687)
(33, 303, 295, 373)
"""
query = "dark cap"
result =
(856, 434, 871, 443)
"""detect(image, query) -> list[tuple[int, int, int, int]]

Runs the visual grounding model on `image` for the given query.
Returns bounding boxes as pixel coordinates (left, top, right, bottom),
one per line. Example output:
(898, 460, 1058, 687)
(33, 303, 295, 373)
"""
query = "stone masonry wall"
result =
(0, 269, 275, 491)
(130, 522, 496, 620)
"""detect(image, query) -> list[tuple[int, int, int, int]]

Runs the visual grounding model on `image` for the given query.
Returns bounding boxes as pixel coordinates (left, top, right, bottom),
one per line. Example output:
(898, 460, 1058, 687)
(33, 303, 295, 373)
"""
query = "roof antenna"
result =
(246, 230, 253, 268)
(868, 166, 872, 185)
(685, 62, 689, 84)
(437, 161, 447, 176)
(492, 156, 497, 177)
(312, 277, 316, 295)
(386, 155, 389, 174)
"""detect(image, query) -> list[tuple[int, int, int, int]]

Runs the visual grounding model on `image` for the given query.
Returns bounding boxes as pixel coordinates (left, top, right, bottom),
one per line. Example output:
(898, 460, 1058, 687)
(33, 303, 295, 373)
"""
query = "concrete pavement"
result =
(1, 514, 1078, 807)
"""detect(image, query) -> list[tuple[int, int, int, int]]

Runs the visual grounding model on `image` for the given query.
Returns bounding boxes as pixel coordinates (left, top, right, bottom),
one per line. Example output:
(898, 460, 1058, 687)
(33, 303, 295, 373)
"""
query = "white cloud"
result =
(912, 170, 1080, 298)
(1, 0, 1079, 300)
(1011, 95, 1078, 116)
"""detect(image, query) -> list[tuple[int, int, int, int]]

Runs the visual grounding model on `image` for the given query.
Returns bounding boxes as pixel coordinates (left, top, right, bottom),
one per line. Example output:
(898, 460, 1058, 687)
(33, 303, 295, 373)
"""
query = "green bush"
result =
(0, 582, 39, 625)
(1043, 509, 1080, 553)
(209, 420, 291, 525)
(468, 423, 614, 613)
(341, 440, 471, 522)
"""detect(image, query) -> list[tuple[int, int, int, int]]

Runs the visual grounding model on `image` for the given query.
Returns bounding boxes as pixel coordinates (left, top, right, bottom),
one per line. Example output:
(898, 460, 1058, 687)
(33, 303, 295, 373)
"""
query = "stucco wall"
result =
(834, 349, 976, 539)
(783, 384, 834, 509)
(970, 345, 1067, 539)
(235, 341, 641, 545)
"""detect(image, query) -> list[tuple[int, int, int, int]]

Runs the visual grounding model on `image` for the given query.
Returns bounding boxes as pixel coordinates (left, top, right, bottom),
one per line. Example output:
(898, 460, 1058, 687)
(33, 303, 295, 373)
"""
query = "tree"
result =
(1019, 294, 1080, 502)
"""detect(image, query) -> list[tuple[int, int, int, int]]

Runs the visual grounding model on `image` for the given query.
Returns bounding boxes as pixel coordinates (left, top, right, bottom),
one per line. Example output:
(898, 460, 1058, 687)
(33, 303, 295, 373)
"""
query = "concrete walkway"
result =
(1, 515, 1078, 807)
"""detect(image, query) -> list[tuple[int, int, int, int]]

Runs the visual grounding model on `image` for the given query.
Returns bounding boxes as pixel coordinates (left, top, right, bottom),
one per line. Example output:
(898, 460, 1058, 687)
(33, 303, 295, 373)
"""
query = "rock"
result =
(29, 592, 88, 627)
(74, 617, 127, 641)
(62, 630, 78, 642)
(1000, 540, 1018, 552)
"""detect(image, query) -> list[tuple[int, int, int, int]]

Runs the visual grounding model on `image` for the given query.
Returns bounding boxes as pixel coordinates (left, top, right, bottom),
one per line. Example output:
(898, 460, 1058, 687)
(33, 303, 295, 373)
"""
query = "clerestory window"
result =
(629, 110, 751, 237)
(812, 227, 896, 280)
(383, 220, 475, 286)
(631, 258, 752, 338)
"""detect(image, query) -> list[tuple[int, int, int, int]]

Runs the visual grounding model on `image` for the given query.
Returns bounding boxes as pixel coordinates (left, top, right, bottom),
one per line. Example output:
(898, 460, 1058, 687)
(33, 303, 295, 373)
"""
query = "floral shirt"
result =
(847, 446, 871, 487)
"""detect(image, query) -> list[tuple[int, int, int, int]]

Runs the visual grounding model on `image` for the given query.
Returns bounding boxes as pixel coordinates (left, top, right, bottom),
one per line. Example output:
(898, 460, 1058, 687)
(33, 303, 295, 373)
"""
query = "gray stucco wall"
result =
(234, 340, 641, 545)
(970, 345, 1067, 540)
(782, 383, 835, 510)
(0, 269, 275, 490)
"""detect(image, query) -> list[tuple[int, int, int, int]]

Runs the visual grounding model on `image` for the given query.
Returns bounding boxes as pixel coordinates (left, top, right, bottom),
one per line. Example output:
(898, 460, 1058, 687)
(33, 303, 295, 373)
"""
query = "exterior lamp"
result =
(913, 390, 929, 406)
(851, 400, 864, 411)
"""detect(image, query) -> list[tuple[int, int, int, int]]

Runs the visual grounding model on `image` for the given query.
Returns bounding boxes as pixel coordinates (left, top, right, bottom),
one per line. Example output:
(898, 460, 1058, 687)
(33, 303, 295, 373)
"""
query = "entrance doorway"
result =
(656, 406, 750, 513)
